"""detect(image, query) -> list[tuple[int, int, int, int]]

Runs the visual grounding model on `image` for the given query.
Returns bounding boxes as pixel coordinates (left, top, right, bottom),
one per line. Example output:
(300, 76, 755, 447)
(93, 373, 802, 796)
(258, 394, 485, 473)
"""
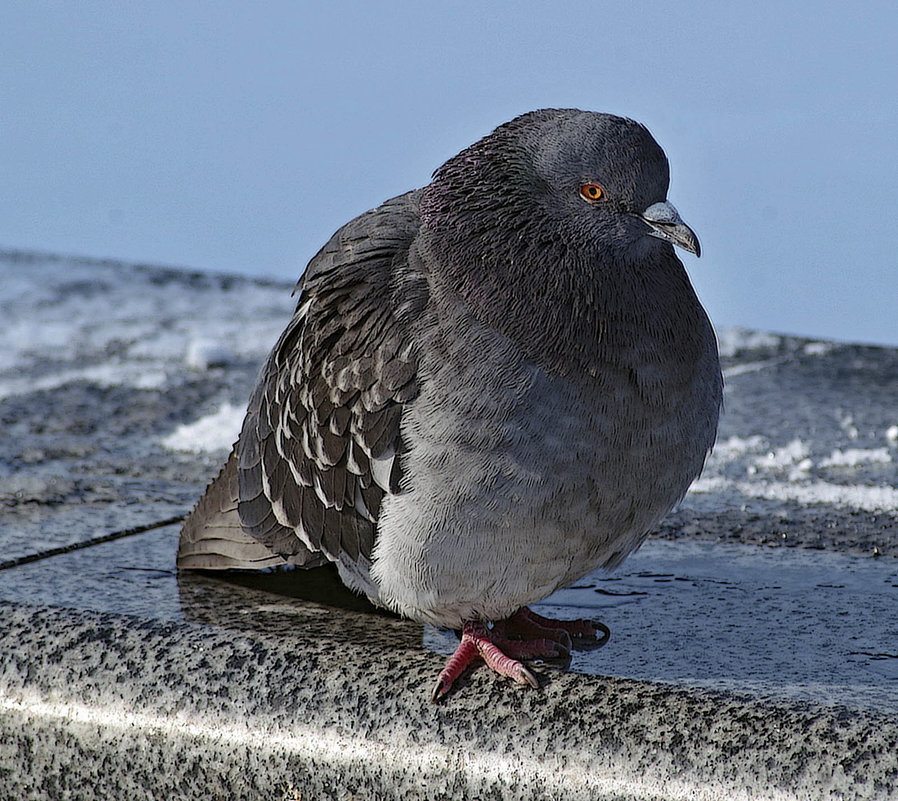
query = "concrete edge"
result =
(1, 599, 896, 801)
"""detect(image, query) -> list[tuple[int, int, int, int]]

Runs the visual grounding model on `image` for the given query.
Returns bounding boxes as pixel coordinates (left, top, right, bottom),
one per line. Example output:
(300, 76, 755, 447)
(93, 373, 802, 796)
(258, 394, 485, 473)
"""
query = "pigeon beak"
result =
(640, 201, 701, 258)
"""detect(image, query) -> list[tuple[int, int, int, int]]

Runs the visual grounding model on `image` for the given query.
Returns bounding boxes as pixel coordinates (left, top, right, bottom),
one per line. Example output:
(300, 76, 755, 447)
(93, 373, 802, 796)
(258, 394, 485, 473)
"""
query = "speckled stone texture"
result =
(2, 600, 896, 801)
(2, 254, 898, 799)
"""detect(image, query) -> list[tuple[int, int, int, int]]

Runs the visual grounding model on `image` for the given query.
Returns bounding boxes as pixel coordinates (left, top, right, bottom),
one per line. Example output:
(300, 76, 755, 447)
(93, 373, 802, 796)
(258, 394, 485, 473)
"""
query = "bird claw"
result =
(591, 619, 611, 645)
(431, 650, 540, 703)
(516, 663, 540, 689)
(430, 676, 448, 704)
(431, 609, 612, 700)
(431, 620, 543, 702)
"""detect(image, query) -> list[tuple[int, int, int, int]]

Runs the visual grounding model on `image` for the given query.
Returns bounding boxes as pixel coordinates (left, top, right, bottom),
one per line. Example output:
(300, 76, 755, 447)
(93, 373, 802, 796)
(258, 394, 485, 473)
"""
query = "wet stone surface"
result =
(3, 521, 896, 714)
(435, 539, 898, 712)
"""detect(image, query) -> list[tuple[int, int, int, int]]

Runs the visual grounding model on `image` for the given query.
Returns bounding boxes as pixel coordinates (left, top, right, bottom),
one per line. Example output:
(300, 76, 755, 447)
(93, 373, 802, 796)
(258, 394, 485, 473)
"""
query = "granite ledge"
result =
(1, 600, 896, 801)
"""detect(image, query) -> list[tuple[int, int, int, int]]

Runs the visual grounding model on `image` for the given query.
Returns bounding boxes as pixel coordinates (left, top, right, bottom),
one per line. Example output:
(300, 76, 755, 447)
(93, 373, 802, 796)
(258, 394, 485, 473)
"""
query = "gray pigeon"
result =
(177, 108, 722, 701)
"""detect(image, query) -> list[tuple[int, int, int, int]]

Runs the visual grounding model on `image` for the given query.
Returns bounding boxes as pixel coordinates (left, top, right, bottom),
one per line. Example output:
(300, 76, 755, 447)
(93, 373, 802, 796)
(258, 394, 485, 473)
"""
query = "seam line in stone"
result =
(0, 514, 186, 571)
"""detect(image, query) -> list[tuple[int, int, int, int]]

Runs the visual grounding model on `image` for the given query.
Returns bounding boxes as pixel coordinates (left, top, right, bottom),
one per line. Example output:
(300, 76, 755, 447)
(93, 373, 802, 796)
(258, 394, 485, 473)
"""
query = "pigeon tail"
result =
(176, 448, 326, 570)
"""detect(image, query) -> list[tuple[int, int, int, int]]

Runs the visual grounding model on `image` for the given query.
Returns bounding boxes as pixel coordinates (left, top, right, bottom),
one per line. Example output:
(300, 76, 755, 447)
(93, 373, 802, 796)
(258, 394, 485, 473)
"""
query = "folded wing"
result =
(177, 190, 424, 570)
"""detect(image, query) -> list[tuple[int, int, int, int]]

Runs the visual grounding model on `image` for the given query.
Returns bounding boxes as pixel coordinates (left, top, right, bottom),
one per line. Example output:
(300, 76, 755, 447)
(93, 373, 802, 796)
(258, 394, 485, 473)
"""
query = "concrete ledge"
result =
(2, 599, 897, 801)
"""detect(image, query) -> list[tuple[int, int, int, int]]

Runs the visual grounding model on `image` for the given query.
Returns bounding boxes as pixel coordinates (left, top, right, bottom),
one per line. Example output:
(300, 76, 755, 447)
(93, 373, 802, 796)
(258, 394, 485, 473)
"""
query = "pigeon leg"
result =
(505, 606, 611, 645)
(431, 620, 540, 702)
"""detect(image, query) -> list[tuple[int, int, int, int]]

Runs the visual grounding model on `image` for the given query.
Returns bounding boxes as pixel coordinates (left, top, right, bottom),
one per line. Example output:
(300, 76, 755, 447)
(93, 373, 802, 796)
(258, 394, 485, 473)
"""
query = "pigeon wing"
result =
(233, 190, 423, 567)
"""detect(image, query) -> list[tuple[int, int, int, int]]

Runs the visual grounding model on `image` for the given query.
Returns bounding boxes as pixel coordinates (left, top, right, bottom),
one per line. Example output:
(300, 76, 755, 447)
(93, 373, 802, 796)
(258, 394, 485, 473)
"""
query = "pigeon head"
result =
(419, 108, 705, 375)
(525, 110, 699, 259)
(421, 108, 699, 267)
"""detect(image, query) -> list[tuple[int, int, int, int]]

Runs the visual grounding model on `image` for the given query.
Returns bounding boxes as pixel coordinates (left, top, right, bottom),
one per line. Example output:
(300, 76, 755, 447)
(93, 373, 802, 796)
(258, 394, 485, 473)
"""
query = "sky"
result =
(2, 2, 897, 346)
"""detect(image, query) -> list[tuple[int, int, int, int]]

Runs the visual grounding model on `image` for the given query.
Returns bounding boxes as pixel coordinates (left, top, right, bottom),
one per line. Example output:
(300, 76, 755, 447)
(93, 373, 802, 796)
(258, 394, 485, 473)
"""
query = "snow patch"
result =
(161, 403, 243, 454)
(803, 341, 833, 356)
(820, 448, 892, 468)
(186, 339, 235, 370)
(748, 438, 812, 480)
(0, 363, 168, 400)
(0, 255, 291, 397)
(716, 327, 781, 358)
(839, 415, 859, 440)
(722, 358, 788, 378)
(691, 476, 898, 513)
(710, 435, 767, 462)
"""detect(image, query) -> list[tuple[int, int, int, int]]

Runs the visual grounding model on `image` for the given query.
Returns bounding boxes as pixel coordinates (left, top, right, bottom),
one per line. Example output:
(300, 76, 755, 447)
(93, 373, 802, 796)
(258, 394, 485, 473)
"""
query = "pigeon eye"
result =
(579, 183, 605, 203)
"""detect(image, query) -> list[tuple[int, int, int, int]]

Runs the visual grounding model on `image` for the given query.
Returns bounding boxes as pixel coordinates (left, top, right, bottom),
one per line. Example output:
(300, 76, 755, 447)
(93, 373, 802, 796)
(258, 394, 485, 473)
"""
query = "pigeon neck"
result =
(418, 223, 708, 380)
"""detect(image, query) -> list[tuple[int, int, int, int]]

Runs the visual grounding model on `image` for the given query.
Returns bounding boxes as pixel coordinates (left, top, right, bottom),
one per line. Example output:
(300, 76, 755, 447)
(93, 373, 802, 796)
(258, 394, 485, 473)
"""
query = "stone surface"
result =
(2, 601, 897, 801)
(1, 252, 898, 799)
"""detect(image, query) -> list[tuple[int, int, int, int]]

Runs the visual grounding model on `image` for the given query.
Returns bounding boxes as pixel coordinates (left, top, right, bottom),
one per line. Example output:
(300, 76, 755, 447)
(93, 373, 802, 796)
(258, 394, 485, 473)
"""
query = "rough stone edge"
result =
(1, 601, 896, 801)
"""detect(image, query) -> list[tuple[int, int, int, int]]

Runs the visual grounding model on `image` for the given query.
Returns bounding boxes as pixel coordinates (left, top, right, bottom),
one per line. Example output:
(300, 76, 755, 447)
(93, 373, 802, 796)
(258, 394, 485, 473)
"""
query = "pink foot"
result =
(430, 607, 610, 702)
(431, 621, 540, 703)
(508, 606, 610, 644)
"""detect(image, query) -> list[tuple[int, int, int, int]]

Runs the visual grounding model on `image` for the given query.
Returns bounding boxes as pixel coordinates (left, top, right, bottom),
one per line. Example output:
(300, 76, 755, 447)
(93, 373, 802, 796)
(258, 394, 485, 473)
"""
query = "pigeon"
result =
(177, 108, 723, 701)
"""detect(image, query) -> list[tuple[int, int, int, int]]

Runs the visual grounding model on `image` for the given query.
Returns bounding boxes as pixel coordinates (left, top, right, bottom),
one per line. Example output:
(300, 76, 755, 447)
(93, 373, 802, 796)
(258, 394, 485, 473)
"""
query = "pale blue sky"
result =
(2, 2, 896, 344)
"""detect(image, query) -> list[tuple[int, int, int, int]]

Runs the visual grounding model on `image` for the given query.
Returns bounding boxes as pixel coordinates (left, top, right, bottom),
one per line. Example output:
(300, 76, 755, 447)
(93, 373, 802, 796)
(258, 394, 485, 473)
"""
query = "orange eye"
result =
(579, 183, 605, 202)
